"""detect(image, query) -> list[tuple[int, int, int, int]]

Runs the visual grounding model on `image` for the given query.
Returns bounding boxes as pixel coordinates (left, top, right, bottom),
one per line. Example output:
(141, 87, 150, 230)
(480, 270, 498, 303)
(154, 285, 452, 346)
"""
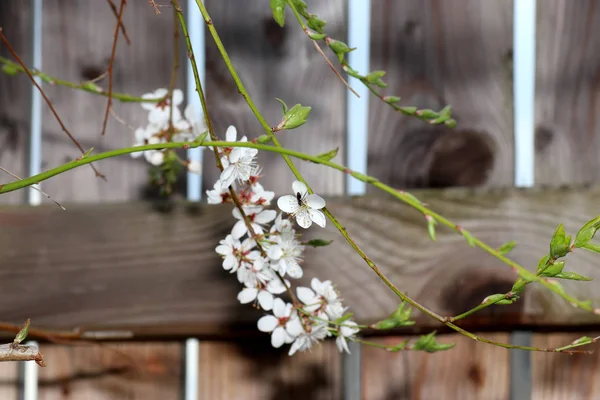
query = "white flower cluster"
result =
(211, 127, 359, 355)
(131, 88, 206, 172)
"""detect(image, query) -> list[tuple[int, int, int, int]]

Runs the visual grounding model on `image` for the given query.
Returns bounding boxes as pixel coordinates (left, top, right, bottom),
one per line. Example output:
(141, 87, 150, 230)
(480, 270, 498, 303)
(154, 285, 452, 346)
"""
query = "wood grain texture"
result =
(531, 332, 600, 400)
(39, 1, 175, 202)
(199, 340, 341, 400)
(37, 342, 181, 400)
(368, 0, 513, 189)
(204, 0, 346, 196)
(0, 0, 32, 205)
(362, 333, 510, 400)
(1, 187, 600, 338)
(535, 1, 600, 186)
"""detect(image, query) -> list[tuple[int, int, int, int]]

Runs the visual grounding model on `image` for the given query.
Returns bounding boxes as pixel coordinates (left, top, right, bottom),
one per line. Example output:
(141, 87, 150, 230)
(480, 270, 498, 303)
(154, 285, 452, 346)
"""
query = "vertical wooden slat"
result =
(37, 343, 182, 400)
(368, 0, 513, 189)
(362, 333, 511, 400)
(199, 340, 341, 400)
(534, 0, 600, 185)
(531, 333, 600, 400)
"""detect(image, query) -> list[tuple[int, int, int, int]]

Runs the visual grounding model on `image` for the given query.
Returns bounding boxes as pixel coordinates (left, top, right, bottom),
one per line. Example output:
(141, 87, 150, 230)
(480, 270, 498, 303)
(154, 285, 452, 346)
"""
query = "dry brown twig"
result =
(106, 0, 131, 44)
(0, 343, 45, 366)
(0, 28, 106, 180)
(0, 166, 65, 210)
(148, 0, 161, 14)
(101, 0, 127, 136)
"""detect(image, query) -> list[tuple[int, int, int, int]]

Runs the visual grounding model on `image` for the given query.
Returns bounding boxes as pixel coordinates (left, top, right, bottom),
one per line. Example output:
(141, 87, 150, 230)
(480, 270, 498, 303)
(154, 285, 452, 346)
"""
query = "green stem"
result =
(0, 56, 157, 103)
(1, 140, 593, 318)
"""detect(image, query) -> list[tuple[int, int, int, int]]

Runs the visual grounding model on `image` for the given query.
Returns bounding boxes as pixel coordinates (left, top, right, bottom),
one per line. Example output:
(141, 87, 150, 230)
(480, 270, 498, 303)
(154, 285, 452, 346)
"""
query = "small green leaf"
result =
(308, 32, 327, 40)
(388, 340, 409, 352)
(574, 216, 600, 248)
(539, 260, 565, 277)
(82, 82, 100, 92)
(37, 72, 53, 84)
(275, 98, 289, 115)
(365, 70, 386, 84)
(305, 239, 333, 248)
(193, 131, 208, 144)
(383, 96, 401, 104)
(399, 106, 417, 115)
(554, 271, 593, 281)
(511, 278, 530, 294)
(82, 147, 95, 158)
(581, 243, 600, 253)
(279, 103, 311, 130)
(391, 303, 413, 324)
(374, 318, 397, 330)
(13, 319, 30, 345)
(256, 134, 272, 144)
(536, 255, 551, 274)
(413, 331, 455, 353)
(439, 105, 452, 118)
(550, 223, 571, 259)
(497, 240, 517, 255)
(482, 294, 507, 305)
(307, 16, 327, 33)
(270, 0, 286, 27)
(415, 109, 438, 119)
(327, 39, 354, 56)
(2, 64, 20, 76)
(495, 298, 518, 305)
(571, 336, 593, 346)
(316, 147, 338, 162)
(334, 313, 354, 325)
(426, 216, 436, 242)
(344, 65, 362, 79)
(444, 119, 457, 128)
(461, 229, 475, 247)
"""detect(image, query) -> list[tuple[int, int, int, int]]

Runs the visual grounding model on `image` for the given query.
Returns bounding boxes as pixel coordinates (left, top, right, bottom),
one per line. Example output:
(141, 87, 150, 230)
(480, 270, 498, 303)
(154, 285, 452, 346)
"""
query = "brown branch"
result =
(310, 38, 359, 98)
(148, 0, 161, 14)
(0, 343, 44, 366)
(101, 0, 127, 136)
(0, 28, 106, 180)
(106, 0, 131, 45)
(0, 166, 65, 210)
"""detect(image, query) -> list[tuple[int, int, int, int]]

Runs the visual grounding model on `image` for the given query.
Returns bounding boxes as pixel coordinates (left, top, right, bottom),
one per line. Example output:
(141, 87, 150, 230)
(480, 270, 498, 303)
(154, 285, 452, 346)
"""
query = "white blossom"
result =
(237, 277, 287, 311)
(267, 233, 304, 279)
(206, 180, 229, 204)
(141, 88, 183, 126)
(218, 126, 257, 187)
(257, 298, 297, 348)
(231, 206, 277, 239)
(215, 235, 258, 273)
(277, 180, 326, 228)
(287, 320, 328, 356)
(335, 321, 359, 354)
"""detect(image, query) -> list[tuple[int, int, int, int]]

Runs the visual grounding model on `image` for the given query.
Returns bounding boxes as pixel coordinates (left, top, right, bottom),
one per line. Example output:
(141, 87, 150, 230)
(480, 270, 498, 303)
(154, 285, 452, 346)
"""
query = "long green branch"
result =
(1, 140, 594, 322)
(0, 56, 157, 103)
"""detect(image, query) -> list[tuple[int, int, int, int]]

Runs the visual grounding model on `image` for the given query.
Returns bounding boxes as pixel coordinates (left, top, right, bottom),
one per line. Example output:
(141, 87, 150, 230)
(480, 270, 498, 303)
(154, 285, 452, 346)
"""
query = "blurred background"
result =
(0, 0, 599, 399)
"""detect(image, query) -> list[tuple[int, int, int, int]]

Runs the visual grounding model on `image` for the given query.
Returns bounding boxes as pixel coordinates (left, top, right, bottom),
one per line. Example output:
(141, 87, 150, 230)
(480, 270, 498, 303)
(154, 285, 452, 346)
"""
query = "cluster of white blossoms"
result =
(210, 126, 360, 355)
(131, 88, 206, 172)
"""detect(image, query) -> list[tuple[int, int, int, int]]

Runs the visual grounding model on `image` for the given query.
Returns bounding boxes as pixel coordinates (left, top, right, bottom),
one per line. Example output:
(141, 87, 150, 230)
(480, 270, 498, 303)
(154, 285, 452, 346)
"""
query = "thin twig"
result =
(0, 343, 44, 366)
(311, 39, 359, 98)
(106, 0, 131, 44)
(147, 0, 161, 14)
(0, 166, 65, 210)
(0, 28, 106, 180)
(101, 0, 127, 136)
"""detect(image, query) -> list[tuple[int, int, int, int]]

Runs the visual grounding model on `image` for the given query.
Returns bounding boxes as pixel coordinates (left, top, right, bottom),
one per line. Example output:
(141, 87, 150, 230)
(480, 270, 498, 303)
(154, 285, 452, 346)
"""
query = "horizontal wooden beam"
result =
(2, 187, 600, 339)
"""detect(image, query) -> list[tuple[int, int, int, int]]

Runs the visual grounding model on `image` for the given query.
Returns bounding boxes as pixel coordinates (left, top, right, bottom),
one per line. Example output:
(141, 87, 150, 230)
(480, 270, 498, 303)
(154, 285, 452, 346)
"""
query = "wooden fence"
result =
(1, 0, 600, 399)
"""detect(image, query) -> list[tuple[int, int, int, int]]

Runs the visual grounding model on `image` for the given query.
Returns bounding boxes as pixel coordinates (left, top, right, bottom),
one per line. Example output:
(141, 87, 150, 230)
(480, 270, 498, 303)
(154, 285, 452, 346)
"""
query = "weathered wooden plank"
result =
(0, 0, 32, 206)
(531, 332, 600, 400)
(204, 0, 347, 196)
(39, 1, 175, 202)
(535, 1, 600, 186)
(198, 340, 340, 400)
(36, 343, 181, 400)
(368, 0, 513, 189)
(362, 333, 510, 400)
(2, 187, 600, 338)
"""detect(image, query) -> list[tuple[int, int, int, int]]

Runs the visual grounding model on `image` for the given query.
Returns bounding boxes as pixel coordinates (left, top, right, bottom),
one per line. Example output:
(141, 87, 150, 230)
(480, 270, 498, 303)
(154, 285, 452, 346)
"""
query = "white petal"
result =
(146, 151, 164, 166)
(231, 220, 247, 239)
(267, 279, 287, 295)
(214, 244, 231, 256)
(257, 315, 278, 332)
(257, 290, 274, 310)
(277, 195, 300, 214)
(255, 209, 277, 224)
(267, 245, 283, 261)
(187, 161, 201, 174)
(305, 194, 326, 210)
(341, 321, 359, 337)
(291, 180, 308, 197)
(272, 298, 286, 317)
(219, 166, 235, 187)
(336, 335, 350, 354)
(222, 256, 236, 271)
(225, 125, 237, 142)
(297, 287, 316, 305)
(308, 209, 326, 228)
(295, 209, 312, 229)
(229, 147, 243, 164)
(172, 89, 184, 105)
(271, 327, 287, 348)
(286, 317, 304, 337)
(287, 263, 303, 279)
(237, 288, 258, 304)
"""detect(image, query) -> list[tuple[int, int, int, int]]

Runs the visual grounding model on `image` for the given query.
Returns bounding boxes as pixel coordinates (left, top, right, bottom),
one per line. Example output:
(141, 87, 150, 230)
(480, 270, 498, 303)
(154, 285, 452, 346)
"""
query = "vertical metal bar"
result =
(343, 1, 370, 399)
(345, 0, 371, 196)
(22, 1, 43, 399)
(184, 1, 204, 399)
(185, 0, 204, 202)
(511, 1, 536, 399)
